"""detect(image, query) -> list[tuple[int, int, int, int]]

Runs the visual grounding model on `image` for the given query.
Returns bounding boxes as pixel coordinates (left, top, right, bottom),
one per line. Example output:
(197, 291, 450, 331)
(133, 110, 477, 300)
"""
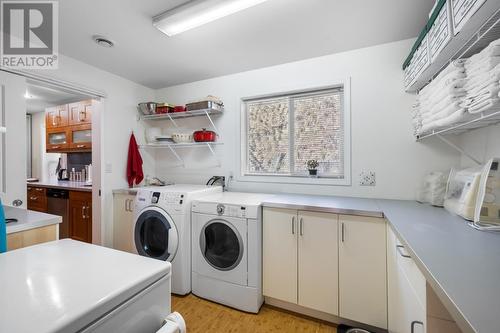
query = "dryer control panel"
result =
(216, 204, 247, 218)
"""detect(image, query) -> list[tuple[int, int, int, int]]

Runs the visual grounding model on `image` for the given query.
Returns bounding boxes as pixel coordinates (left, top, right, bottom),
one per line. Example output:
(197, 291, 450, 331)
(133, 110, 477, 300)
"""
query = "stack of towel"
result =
(461, 39, 500, 114)
(412, 59, 468, 136)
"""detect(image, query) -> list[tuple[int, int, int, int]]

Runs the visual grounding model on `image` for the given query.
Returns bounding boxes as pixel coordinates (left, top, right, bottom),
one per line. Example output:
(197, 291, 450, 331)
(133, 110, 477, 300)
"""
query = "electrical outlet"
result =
(359, 171, 376, 186)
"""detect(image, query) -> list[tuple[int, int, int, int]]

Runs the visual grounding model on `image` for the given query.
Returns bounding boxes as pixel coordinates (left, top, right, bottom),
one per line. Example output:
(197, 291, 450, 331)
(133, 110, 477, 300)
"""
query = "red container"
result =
(156, 103, 175, 114)
(193, 128, 217, 142)
(174, 105, 186, 113)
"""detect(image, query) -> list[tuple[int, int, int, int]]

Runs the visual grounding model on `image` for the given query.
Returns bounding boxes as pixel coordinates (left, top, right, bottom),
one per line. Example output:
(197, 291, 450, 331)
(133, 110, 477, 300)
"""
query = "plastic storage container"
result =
(428, 0, 453, 61)
(451, 0, 487, 34)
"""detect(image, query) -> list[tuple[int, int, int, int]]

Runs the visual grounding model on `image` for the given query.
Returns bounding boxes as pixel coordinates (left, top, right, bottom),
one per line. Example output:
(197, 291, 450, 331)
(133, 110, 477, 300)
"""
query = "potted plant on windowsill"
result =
(307, 160, 319, 177)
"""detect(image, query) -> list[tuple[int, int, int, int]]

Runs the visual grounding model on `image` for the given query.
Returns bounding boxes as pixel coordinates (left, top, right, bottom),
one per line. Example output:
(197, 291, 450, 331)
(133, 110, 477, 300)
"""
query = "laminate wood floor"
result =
(172, 294, 337, 333)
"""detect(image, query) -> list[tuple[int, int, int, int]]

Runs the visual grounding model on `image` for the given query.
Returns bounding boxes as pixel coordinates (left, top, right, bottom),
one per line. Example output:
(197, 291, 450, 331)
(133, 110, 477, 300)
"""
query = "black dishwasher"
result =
(46, 188, 70, 239)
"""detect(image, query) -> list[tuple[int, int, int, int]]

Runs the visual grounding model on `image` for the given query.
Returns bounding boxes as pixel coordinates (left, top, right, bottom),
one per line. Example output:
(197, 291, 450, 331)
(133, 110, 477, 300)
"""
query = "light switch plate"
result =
(359, 171, 376, 186)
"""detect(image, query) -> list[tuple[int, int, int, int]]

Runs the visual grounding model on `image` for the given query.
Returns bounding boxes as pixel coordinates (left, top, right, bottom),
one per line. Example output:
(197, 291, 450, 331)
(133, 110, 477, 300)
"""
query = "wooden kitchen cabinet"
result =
(69, 191, 92, 243)
(113, 192, 136, 252)
(46, 104, 69, 129)
(263, 207, 339, 316)
(69, 100, 92, 125)
(69, 124, 92, 150)
(46, 128, 69, 152)
(7, 224, 58, 251)
(339, 215, 387, 329)
(45, 100, 93, 153)
(27, 186, 47, 212)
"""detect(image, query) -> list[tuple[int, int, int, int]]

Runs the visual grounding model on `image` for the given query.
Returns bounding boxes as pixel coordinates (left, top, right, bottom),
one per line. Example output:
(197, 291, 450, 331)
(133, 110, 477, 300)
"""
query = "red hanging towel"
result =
(127, 133, 144, 187)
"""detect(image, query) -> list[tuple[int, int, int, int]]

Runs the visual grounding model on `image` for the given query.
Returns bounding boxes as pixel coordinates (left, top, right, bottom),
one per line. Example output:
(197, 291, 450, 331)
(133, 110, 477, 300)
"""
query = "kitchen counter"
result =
(262, 194, 500, 333)
(27, 180, 92, 192)
(263, 193, 384, 218)
(5, 205, 61, 234)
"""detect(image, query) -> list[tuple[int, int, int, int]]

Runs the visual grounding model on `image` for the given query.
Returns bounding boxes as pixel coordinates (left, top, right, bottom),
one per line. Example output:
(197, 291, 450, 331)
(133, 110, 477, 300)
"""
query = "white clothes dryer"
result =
(191, 192, 273, 313)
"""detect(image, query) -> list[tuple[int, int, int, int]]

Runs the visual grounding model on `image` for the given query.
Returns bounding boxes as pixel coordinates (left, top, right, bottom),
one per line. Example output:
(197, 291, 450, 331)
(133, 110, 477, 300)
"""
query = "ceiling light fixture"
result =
(153, 0, 269, 36)
(92, 35, 115, 48)
(24, 91, 33, 99)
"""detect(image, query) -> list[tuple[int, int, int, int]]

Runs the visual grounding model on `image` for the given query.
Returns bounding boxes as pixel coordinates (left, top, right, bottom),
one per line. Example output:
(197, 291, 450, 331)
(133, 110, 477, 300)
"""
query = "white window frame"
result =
(237, 79, 351, 186)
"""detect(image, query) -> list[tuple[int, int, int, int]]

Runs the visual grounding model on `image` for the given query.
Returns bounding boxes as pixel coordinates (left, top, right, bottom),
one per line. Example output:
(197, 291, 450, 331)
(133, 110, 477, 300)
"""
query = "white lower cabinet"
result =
(339, 215, 388, 329)
(298, 211, 339, 315)
(388, 226, 426, 333)
(112, 192, 136, 253)
(263, 208, 339, 315)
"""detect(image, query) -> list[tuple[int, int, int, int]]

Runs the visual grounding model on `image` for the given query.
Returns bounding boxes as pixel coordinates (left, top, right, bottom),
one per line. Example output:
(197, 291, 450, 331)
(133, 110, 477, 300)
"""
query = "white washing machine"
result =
(191, 192, 273, 313)
(133, 185, 222, 295)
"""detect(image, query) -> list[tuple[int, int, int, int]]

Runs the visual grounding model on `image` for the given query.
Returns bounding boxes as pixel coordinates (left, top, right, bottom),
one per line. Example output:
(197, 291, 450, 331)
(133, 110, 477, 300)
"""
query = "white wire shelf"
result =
(139, 142, 223, 148)
(139, 141, 224, 167)
(406, 3, 500, 92)
(416, 107, 500, 141)
(139, 108, 223, 120)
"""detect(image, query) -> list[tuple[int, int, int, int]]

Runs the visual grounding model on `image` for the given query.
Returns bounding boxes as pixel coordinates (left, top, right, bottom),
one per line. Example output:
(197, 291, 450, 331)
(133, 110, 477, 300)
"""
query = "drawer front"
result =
(389, 227, 426, 308)
(27, 186, 47, 212)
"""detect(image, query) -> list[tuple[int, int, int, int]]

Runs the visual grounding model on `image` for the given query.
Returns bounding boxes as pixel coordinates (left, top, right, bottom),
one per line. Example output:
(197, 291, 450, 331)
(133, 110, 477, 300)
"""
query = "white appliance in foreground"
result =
(0, 239, 185, 333)
(191, 192, 273, 313)
(133, 185, 222, 295)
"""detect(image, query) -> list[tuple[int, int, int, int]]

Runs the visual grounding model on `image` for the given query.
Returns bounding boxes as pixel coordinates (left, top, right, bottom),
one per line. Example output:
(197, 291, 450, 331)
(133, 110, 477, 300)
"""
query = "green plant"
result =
(306, 159, 319, 170)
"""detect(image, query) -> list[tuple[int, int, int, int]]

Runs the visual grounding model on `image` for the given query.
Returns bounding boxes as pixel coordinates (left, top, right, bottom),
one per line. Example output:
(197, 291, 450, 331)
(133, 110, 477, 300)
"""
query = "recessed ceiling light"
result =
(153, 0, 269, 36)
(92, 35, 115, 48)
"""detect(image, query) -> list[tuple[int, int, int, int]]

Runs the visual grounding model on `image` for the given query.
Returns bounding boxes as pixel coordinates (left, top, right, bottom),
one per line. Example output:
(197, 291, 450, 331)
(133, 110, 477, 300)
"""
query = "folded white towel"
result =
(467, 98, 500, 114)
(465, 56, 500, 71)
(467, 40, 500, 63)
(422, 101, 463, 125)
(465, 83, 500, 102)
(421, 108, 470, 133)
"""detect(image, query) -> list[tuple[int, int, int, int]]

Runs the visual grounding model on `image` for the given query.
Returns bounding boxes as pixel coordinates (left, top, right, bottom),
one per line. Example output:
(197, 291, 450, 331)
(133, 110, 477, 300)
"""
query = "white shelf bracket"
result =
(204, 110, 220, 134)
(205, 143, 221, 167)
(167, 145, 185, 167)
(167, 113, 180, 128)
(436, 134, 483, 165)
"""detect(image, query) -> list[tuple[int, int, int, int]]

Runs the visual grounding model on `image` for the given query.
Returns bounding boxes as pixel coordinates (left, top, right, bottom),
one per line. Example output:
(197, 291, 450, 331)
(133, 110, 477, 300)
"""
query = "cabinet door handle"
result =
(125, 199, 129, 212)
(30, 196, 38, 200)
(341, 222, 345, 242)
(291, 216, 295, 235)
(299, 217, 303, 236)
(35, 188, 44, 192)
(411, 321, 424, 333)
(128, 199, 133, 212)
(86, 206, 90, 220)
(82, 206, 86, 219)
(396, 245, 412, 258)
(52, 146, 60, 149)
(76, 144, 85, 148)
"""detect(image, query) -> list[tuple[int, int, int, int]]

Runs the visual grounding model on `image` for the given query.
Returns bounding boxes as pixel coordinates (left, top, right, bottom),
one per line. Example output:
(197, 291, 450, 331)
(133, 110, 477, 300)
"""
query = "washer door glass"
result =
(200, 220, 243, 271)
(135, 209, 178, 261)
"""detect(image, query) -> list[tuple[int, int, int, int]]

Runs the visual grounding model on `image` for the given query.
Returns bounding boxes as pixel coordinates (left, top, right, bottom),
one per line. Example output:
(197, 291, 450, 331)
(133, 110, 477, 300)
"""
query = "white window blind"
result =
(243, 87, 345, 179)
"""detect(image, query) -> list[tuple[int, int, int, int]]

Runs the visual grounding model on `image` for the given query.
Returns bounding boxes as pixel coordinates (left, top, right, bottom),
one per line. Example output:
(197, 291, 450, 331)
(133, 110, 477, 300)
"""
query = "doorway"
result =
(0, 69, 105, 245)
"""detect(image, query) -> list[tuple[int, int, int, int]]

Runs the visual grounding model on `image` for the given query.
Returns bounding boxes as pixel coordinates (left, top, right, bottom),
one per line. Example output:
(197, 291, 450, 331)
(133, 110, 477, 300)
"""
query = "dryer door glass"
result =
(135, 209, 178, 261)
(201, 220, 243, 271)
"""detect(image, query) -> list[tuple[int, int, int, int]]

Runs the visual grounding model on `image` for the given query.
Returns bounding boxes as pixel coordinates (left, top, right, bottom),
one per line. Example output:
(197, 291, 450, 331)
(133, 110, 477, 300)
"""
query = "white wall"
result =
(459, 124, 500, 168)
(154, 39, 460, 200)
(27, 54, 155, 247)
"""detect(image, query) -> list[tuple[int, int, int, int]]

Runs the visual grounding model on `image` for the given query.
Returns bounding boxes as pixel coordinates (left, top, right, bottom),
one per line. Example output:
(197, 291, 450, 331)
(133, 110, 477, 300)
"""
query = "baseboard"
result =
(264, 297, 387, 333)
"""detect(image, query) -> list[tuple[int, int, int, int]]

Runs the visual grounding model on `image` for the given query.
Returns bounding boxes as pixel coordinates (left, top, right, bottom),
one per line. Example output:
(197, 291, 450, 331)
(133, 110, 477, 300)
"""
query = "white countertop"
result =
(28, 180, 92, 192)
(0, 239, 171, 333)
(5, 206, 61, 234)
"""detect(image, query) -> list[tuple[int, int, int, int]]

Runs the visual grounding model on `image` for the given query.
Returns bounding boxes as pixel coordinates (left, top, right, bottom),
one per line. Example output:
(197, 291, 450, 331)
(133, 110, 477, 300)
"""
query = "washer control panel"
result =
(216, 204, 246, 218)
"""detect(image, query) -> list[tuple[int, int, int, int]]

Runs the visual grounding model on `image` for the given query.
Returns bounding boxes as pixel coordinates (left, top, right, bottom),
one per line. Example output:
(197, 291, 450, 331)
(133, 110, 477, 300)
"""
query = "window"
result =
(241, 86, 349, 184)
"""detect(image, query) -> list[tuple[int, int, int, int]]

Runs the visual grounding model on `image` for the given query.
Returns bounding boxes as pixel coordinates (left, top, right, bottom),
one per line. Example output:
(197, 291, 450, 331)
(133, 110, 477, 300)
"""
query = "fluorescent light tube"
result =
(153, 0, 269, 36)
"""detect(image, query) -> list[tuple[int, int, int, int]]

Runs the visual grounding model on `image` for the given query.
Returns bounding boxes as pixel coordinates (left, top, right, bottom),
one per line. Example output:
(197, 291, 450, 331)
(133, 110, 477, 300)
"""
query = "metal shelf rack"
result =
(139, 142, 224, 167)
(406, 3, 500, 92)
